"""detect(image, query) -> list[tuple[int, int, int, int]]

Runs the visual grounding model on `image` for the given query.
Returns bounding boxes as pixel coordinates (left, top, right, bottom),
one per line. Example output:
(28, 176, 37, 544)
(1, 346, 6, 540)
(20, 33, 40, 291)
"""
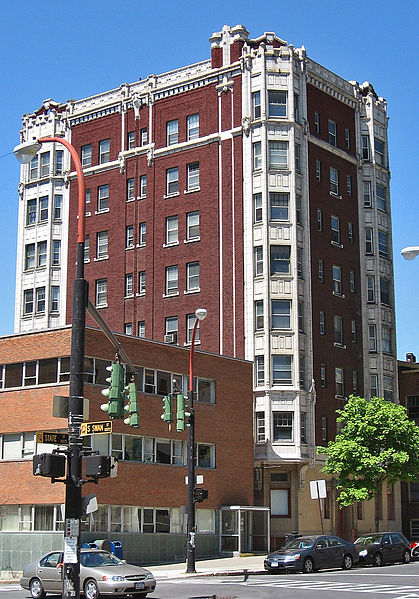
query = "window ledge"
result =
(124, 294, 134, 300)
(95, 304, 108, 309)
(331, 241, 344, 249)
(335, 395, 347, 400)
(163, 292, 179, 299)
(163, 242, 179, 248)
(126, 198, 135, 203)
(85, 211, 92, 217)
(137, 195, 146, 200)
(164, 192, 180, 200)
(94, 256, 108, 262)
(334, 343, 347, 349)
(136, 292, 145, 297)
(84, 259, 90, 264)
(332, 291, 345, 298)
(184, 289, 201, 295)
(184, 187, 200, 194)
(125, 246, 134, 251)
(136, 243, 146, 249)
(329, 192, 342, 199)
(95, 208, 110, 215)
(184, 238, 200, 244)
(183, 340, 201, 347)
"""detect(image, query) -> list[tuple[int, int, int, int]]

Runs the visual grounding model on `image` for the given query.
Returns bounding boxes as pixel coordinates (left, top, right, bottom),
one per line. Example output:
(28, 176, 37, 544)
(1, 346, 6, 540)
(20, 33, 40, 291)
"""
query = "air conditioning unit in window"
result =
(164, 333, 177, 344)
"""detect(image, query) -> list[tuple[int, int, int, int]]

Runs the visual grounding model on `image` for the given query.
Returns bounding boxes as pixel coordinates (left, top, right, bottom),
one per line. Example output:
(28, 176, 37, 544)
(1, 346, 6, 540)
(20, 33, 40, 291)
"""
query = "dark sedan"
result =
(355, 532, 411, 566)
(264, 535, 358, 573)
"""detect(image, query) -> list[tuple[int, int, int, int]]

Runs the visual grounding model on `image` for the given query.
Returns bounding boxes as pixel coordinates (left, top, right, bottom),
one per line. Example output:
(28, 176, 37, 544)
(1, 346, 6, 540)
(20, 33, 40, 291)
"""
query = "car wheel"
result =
(303, 557, 314, 573)
(373, 552, 383, 567)
(342, 554, 353, 570)
(29, 578, 46, 599)
(403, 549, 411, 564)
(84, 578, 100, 599)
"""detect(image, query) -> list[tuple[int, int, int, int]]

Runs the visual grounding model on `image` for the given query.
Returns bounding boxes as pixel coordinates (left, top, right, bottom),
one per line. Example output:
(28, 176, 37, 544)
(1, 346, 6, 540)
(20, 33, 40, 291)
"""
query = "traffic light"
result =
(193, 488, 208, 503)
(176, 393, 191, 432)
(101, 362, 125, 419)
(161, 395, 173, 424)
(124, 381, 140, 428)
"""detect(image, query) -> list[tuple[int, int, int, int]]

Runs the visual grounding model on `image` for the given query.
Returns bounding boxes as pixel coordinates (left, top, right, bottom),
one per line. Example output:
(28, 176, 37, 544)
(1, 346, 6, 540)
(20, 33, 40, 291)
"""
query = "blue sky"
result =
(0, 0, 418, 360)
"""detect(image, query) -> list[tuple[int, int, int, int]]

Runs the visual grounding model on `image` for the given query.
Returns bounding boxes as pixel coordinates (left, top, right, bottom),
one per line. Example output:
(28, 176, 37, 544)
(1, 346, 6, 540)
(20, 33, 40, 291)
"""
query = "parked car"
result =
(355, 532, 411, 566)
(410, 541, 419, 558)
(20, 548, 156, 599)
(264, 534, 359, 573)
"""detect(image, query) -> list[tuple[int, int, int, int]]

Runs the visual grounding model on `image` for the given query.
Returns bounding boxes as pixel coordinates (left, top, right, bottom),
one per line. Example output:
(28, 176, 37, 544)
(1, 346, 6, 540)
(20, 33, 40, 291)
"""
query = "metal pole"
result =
(39, 137, 86, 599)
(186, 318, 199, 573)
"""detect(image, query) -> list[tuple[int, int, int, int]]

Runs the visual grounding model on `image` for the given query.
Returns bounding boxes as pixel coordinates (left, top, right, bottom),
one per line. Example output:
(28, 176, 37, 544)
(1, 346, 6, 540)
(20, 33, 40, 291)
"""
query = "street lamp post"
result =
(401, 246, 419, 261)
(186, 308, 207, 573)
(14, 137, 87, 599)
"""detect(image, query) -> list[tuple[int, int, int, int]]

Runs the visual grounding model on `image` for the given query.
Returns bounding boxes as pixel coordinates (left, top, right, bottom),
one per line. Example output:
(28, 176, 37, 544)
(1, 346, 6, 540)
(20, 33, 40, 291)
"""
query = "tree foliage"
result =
(317, 395, 419, 506)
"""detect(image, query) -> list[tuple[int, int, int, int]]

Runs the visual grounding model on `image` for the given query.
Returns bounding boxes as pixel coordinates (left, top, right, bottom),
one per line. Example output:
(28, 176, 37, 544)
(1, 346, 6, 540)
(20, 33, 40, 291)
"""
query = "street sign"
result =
(310, 479, 327, 499)
(36, 431, 69, 445)
(185, 475, 204, 485)
(80, 421, 112, 436)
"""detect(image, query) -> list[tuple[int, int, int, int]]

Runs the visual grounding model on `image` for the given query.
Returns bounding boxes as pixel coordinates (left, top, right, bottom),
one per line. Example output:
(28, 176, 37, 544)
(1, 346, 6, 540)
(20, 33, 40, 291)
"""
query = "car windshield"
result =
(283, 537, 315, 550)
(355, 534, 382, 546)
(81, 552, 123, 568)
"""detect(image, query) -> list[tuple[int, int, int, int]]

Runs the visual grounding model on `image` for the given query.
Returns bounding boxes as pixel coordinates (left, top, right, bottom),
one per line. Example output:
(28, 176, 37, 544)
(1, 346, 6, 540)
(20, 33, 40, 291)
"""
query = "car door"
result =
(328, 536, 345, 566)
(313, 537, 333, 569)
(37, 552, 63, 592)
(390, 533, 405, 562)
(381, 534, 395, 563)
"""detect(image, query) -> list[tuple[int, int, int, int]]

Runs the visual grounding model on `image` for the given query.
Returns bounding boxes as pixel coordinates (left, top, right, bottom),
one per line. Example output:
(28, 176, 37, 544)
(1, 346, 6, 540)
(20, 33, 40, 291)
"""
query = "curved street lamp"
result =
(401, 246, 419, 261)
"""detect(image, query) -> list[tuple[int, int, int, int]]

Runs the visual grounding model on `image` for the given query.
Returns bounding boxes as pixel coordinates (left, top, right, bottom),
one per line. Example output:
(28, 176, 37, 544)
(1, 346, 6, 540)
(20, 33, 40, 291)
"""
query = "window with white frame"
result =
(166, 216, 178, 245)
(127, 131, 135, 149)
(52, 240, 60, 266)
(346, 175, 352, 195)
(300, 411, 307, 442)
(273, 411, 293, 440)
(296, 195, 302, 225)
(186, 211, 200, 241)
(26, 199, 37, 225)
(255, 412, 265, 442)
(294, 93, 300, 123)
(50, 286, 59, 312)
(98, 185, 109, 211)
(362, 136, 370, 161)
(138, 321, 145, 338)
(40, 152, 50, 177)
(24, 243, 35, 270)
(255, 355, 264, 386)
(370, 373, 378, 398)
(352, 370, 358, 393)
(124, 323, 132, 335)
(138, 271, 146, 295)
(331, 215, 341, 244)
(55, 150, 64, 175)
(382, 326, 392, 354)
(315, 159, 321, 181)
(82, 144, 92, 168)
(167, 120, 178, 146)
(139, 175, 147, 198)
(39, 196, 48, 222)
(319, 311, 326, 335)
(269, 141, 288, 169)
(320, 363, 327, 388)
(334, 315, 344, 346)
(85, 189, 91, 214)
(328, 120, 337, 146)
(165, 317, 178, 341)
(53, 195, 62, 221)
(270, 193, 289, 221)
(365, 228, 374, 254)
(254, 193, 262, 223)
(317, 208, 323, 231)
(268, 90, 287, 117)
(271, 300, 291, 329)
(140, 128, 148, 146)
(297, 247, 303, 278)
(187, 113, 199, 140)
(314, 111, 320, 133)
(295, 143, 301, 172)
(96, 279, 107, 307)
(29, 155, 38, 180)
(363, 181, 372, 207)
(348, 222, 354, 244)
(187, 162, 199, 191)
(383, 376, 393, 401)
(270, 245, 290, 275)
(254, 246, 263, 276)
(125, 274, 133, 297)
(255, 300, 264, 330)
(127, 178, 135, 201)
(332, 265, 342, 295)
(298, 301, 304, 333)
(367, 275, 375, 303)
(37, 241, 47, 268)
(253, 141, 262, 170)
(369, 324, 377, 352)
(138, 222, 146, 246)
(166, 167, 179, 195)
(335, 367, 344, 397)
(318, 259, 324, 282)
(252, 91, 261, 119)
(378, 231, 388, 257)
(321, 416, 328, 442)
(97, 231, 109, 259)
(35, 287, 45, 313)
(165, 265, 178, 296)
(126, 225, 134, 249)
(186, 314, 200, 344)
(272, 355, 292, 385)
(23, 290, 33, 315)
(374, 138, 385, 166)
(329, 167, 339, 195)
(99, 139, 110, 164)
(186, 262, 200, 291)
(84, 235, 90, 262)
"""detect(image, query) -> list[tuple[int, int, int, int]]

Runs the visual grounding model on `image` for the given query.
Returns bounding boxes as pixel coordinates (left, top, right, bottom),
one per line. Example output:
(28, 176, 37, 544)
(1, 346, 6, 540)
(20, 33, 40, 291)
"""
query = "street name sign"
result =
(80, 421, 112, 436)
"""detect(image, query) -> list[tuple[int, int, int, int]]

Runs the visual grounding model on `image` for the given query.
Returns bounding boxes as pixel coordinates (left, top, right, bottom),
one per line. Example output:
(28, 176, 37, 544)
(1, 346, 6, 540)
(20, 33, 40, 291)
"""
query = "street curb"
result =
(153, 568, 266, 580)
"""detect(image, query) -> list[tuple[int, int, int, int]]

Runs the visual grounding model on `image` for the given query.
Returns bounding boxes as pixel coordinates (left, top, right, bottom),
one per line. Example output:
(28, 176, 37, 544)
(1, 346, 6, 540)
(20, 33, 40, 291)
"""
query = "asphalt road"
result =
(4, 561, 419, 599)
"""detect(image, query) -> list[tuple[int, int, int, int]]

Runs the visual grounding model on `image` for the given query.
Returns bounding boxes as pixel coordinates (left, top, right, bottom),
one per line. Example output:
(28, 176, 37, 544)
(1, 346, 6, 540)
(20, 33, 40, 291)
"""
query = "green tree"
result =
(318, 395, 419, 529)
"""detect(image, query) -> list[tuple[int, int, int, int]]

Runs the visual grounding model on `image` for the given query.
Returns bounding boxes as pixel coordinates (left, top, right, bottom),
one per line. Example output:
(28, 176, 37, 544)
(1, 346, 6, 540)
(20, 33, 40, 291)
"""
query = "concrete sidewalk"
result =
(147, 554, 267, 580)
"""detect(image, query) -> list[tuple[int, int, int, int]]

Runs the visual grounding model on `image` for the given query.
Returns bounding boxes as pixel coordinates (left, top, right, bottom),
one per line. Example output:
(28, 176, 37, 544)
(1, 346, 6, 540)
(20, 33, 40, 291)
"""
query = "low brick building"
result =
(0, 326, 259, 573)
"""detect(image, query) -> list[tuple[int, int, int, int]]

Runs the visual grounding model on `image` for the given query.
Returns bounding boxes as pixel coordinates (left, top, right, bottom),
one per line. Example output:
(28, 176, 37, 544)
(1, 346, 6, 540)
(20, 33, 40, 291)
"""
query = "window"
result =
(268, 91, 287, 117)
(186, 211, 200, 241)
(81, 144, 92, 168)
(369, 325, 377, 352)
(319, 311, 326, 335)
(273, 411, 293, 440)
(374, 138, 385, 166)
(370, 374, 378, 398)
(376, 184, 386, 212)
(335, 367, 344, 397)
(25, 244, 35, 270)
(378, 231, 388, 257)
(187, 162, 199, 191)
(29, 155, 38, 180)
(96, 279, 107, 307)
(139, 175, 147, 198)
(138, 271, 146, 295)
(97, 231, 108, 259)
(40, 152, 50, 177)
(186, 262, 200, 291)
(166, 167, 179, 195)
(167, 120, 178, 145)
(98, 184, 109, 211)
(165, 266, 178, 296)
(138, 222, 146, 246)
(329, 167, 339, 195)
(53, 195, 62, 221)
(352, 370, 358, 393)
(351, 320, 356, 343)
(349, 271, 355, 292)
(254, 246, 263, 276)
(255, 412, 265, 442)
(125, 274, 133, 297)
(328, 120, 337, 146)
(55, 150, 64, 175)
(270, 193, 289, 221)
(52, 240, 60, 266)
(255, 356, 264, 386)
(272, 300, 291, 329)
(85, 188, 91, 213)
(367, 275, 375, 303)
(380, 278, 390, 305)
(127, 131, 135, 149)
(99, 139, 110, 164)
(252, 91, 261, 119)
(295, 144, 301, 172)
(410, 482, 419, 502)
(348, 222, 354, 244)
(346, 175, 352, 195)
(294, 93, 300, 123)
(382, 326, 392, 354)
(37, 241, 47, 267)
(253, 141, 262, 170)
(363, 181, 372, 207)
(345, 128, 350, 150)
(269, 141, 288, 169)
(23, 289, 34, 315)
(138, 321, 145, 338)
(255, 301, 264, 331)
(362, 136, 370, 161)
(140, 128, 148, 145)
(272, 355, 292, 385)
(271, 489, 290, 517)
(321, 416, 328, 441)
(383, 376, 393, 401)
(186, 314, 201, 344)
(300, 411, 307, 442)
(318, 259, 324, 282)
(320, 364, 327, 388)
(332, 265, 342, 295)
(26, 199, 37, 225)
(298, 301, 304, 332)
(126, 225, 134, 249)
(164, 216, 178, 245)
(315, 159, 321, 181)
(270, 246, 290, 275)
(36, 287, 45, 313)
(254, 193, 262, 223)
(124, 323, 132, 335)
(39, 196, 48, 222)
(127, 178, 135, 201)
(51, 286, 59, 312)
(317, 209, 323, 231)
(365, 228, 374, 254)
(165, 316, 178, 339)
(314, 112, 320, 134)
(187, 114, 199, 140)
(296, 195, 302, 225)
(297, 247, 303, 278)
(334, 315, 344, 346)
(331, 215, 341, 244)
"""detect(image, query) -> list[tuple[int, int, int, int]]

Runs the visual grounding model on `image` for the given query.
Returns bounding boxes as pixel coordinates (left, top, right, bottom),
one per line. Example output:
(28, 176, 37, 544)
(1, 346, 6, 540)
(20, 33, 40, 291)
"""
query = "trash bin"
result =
(81, 542, 98, 549)
(94, 539, 112, 552)
(110, 540, 123, 559)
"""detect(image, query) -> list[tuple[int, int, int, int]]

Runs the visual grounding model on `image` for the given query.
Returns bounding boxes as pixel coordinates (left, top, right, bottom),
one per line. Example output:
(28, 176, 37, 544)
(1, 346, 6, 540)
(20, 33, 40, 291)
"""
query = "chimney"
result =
(406, 352, 416, 363)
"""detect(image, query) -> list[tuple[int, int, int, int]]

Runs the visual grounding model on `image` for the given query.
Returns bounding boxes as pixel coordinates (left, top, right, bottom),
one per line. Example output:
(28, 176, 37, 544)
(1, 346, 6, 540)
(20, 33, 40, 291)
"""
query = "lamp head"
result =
(13, 141, 42, 164)
(401, 246, 419, 261)
(195, 308, 207, 321)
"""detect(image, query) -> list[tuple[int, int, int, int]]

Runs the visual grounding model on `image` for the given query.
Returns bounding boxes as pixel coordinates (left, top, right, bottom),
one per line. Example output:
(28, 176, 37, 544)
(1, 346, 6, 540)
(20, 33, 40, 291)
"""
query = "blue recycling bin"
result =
(110, 540, 123, 559)
(81, 542, 98, 549)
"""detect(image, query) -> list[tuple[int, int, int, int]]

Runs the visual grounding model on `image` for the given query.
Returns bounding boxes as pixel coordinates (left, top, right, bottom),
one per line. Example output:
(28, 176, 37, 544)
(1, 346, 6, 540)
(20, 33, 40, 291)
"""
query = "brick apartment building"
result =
(0, 326, 258, 570)
(13, 24, 398, 539)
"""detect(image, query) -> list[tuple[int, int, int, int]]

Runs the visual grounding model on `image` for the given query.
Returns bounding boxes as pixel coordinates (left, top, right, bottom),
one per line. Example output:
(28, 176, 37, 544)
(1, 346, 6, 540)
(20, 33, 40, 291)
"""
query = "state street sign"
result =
(36, 431, 69, 445)
(80, 421, 112, 436)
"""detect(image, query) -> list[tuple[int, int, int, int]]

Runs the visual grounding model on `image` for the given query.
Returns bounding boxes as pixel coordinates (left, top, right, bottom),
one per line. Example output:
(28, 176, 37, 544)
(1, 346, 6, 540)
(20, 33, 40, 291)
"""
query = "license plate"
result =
(270, 562, 278, 567)
(134, 582, 145, 589)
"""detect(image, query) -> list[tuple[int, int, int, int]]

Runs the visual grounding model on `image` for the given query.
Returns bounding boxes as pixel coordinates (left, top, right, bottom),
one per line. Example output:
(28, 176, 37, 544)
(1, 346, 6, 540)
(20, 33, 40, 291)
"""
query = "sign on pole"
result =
(36, 431, 69, 445)
(310, 479, 327, 499)
(80, 421, 112, 436)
